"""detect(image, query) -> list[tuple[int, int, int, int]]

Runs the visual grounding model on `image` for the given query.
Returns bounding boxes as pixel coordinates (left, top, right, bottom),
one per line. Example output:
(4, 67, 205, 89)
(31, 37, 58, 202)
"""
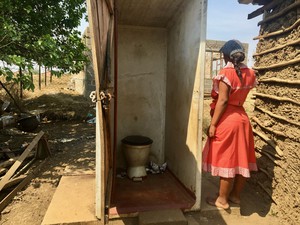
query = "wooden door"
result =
(87, 0, 115, 223)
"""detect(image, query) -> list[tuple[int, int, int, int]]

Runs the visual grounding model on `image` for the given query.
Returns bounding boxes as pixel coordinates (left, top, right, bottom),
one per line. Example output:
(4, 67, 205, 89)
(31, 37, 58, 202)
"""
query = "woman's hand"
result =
(208, 125, 216, 138)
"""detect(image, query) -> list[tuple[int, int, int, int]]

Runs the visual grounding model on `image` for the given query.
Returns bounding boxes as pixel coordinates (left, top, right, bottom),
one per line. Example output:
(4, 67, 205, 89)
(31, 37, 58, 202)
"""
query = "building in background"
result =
(71, 27, 96, 98)
(204, 40, 249, 95)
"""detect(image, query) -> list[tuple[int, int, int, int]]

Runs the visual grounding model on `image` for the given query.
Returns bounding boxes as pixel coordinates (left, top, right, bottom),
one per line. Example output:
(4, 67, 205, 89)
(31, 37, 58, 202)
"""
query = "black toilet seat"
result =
(121, 135, 153, 146)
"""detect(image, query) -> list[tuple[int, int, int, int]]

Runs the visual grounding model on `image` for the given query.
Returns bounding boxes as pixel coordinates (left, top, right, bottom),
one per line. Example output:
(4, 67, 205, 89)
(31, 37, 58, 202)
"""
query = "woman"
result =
(202, 39, 258, 209)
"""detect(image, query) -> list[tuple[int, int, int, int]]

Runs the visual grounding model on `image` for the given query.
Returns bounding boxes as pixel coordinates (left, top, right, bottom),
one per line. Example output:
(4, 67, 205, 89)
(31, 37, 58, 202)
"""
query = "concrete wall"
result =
(116, 1, 206, 204)
(165, 0, 203, 193)
(117, 26, 167, 167)
(72, 27, 96, 98)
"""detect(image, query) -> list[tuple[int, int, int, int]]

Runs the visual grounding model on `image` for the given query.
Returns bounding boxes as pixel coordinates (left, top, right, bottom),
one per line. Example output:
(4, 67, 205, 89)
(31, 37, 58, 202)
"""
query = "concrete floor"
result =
(110, 170, 195, 216)
(41, 174, 96, 225)
(42, 171, 280, 225)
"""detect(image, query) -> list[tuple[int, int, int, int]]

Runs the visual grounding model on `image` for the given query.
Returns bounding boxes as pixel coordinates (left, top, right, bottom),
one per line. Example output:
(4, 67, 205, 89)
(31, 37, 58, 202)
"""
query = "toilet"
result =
(122, 135, 153, 180)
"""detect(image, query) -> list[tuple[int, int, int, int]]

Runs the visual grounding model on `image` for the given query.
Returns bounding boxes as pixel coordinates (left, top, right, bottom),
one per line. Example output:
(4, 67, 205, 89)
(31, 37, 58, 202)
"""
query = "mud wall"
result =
(251, 0, 300, 224)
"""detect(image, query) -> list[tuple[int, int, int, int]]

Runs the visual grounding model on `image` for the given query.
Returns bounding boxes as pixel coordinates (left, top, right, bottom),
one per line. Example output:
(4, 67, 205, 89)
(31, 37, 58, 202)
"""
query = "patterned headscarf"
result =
(220, 40, 245, 58)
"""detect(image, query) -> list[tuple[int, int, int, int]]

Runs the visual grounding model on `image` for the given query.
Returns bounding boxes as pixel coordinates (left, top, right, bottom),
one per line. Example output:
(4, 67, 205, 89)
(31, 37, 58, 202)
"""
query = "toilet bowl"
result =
(122, 135, 153, 180)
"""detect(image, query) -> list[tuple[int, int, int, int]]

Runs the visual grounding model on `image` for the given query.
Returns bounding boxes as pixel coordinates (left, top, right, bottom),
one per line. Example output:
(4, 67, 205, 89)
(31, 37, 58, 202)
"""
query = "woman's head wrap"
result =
(220, 39, 245, 58)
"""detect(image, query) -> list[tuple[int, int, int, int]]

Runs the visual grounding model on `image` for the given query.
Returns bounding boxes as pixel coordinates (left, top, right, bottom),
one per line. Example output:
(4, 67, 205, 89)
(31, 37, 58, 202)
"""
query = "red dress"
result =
(202, 62, 258, 178)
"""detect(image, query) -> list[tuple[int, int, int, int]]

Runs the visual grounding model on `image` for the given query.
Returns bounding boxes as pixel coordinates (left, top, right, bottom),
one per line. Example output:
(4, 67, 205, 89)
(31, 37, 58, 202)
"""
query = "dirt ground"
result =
(0, 74, 281, 225)
(0, 74, 96, 225)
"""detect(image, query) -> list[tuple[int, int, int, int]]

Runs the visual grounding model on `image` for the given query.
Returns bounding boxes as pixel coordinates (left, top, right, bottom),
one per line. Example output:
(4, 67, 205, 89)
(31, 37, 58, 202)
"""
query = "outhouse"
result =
(87, 0, 207, 221)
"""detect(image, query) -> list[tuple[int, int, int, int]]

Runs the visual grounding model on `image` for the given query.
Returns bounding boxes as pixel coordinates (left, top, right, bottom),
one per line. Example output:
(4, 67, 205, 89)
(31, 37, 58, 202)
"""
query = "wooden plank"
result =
(12, 158, 36, 178)
(253, 128, 284, 157)
(104, 168, 113, 224)
(252, 57, 300, 70)
(0, 159, 47, 212)
(247, 0, 283, 19)
(87, 0, 103, 221)
(105, 0, 114, 15)
(253, 18, 300, 40)
(254, 92, 300, 106)
(2, 175, 26, 190)
(0, 131, 44, 192)
(252, 116, 286, 137)
(256, 105, 300, 127)
(259, 77, 300, 85)
(258, 1, 300, 25)
(112, 1, 118, 201)
(0, 154, 35, 169)
(87, 0, 112, 222)
(35, 137, 52, 159)
(253, 39, 300, 56)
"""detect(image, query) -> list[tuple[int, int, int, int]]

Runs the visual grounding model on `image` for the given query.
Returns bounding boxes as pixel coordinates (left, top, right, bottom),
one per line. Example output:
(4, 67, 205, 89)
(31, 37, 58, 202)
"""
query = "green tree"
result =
(0, 0, 88, 90)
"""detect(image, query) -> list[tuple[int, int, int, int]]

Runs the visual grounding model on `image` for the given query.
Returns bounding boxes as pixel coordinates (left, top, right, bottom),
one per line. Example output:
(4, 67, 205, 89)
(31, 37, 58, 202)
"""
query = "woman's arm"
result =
(208, 81, 230, 138)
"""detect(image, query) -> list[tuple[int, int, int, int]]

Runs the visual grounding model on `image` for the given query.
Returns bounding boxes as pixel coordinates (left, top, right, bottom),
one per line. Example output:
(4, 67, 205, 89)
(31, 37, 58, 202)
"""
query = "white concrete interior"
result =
(117, 25, 167, 166)
(164, 0, 203, 195)
(116, 0, 205, 204)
